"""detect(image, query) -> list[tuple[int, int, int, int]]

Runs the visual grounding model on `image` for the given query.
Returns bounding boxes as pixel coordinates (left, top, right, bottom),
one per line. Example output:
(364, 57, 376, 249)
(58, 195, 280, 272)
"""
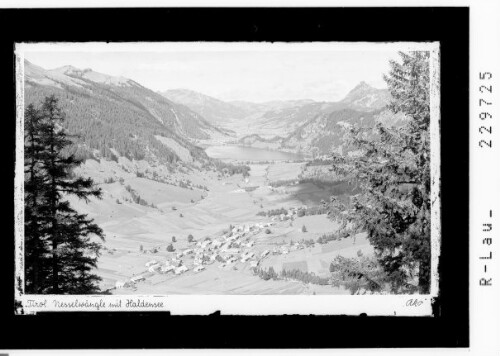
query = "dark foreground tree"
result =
(24, 95, 104, 294)
(328, 52, 432, 293)
(24, 103, 51, 294)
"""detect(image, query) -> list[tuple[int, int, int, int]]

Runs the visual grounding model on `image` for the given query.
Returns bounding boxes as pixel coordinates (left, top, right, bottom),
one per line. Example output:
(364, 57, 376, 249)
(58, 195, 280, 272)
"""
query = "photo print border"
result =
(1, 6, 469, 349)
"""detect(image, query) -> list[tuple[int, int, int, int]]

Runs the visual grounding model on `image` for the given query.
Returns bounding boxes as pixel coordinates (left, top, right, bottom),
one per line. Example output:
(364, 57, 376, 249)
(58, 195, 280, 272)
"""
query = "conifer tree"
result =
(24, 104, 51, 293)
(24, 95, 105, 294)
(328, 52, 432, 293)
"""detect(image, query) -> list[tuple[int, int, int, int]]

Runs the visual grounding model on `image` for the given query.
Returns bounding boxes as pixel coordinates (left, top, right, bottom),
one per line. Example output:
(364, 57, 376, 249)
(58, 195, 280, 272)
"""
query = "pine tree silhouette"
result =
(24, 95, 104, 294)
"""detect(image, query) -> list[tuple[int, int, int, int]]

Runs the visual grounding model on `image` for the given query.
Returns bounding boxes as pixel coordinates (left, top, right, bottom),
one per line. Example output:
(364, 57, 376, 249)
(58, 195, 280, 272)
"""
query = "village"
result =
(112, 210, 314, 291)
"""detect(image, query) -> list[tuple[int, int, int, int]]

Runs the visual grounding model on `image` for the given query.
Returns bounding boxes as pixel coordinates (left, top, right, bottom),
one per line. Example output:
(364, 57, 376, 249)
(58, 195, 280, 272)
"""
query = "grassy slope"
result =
(70, 157, 371, 294)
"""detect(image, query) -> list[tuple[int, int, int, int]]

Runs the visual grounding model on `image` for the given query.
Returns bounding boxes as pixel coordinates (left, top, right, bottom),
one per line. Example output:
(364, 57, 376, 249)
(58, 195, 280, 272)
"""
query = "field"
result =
(70, 157, 373, 295)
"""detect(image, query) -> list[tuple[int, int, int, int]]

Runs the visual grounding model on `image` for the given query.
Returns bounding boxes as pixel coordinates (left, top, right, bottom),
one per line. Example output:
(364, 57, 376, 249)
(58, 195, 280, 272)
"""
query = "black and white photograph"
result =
(14, 41, 440, 315)
(1, 3, 491, 353)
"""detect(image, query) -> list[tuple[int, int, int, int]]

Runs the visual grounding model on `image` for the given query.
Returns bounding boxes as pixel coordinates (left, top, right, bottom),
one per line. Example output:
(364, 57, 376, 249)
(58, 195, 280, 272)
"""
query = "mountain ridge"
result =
(161, 82, 390, 132)
(23, 60, 226, 166)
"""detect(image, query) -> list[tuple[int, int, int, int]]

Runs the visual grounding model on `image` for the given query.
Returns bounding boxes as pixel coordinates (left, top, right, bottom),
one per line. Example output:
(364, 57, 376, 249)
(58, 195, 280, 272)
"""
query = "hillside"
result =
(230, 83, 397, 156)
(278, 82, 404, 156)
(227, 82, 394, 155)
(161, 89, 249, 123)
(249, 82, 389, 134)
(281, 108, 383, 155)
(24, 60, 225, 166)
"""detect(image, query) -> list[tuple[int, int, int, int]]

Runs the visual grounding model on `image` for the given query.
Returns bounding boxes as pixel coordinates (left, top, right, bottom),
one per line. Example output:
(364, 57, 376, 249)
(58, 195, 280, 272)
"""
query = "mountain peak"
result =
(50, 65, 132, 87)
(343, 81, 381, 99)
(352, 81, 372, 91)
(340, 81, 390, 110)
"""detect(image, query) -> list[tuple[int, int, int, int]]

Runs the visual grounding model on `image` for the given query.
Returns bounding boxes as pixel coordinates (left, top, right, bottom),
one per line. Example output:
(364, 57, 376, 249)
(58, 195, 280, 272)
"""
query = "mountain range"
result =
(227, 82, 396, 155)
(160, 89, 319, 124)
(162, 81, 388, 124)
(24, 59, 395, 163)
(24, 60, 225, 166)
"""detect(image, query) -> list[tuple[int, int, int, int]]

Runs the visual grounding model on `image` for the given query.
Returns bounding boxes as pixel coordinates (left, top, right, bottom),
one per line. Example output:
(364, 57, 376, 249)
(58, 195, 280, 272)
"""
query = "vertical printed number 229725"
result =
(479, 72, 493, 148)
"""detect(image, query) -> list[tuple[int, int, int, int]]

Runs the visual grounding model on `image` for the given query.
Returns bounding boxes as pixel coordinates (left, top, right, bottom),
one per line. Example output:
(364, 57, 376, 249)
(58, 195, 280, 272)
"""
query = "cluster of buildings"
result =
(114, 219, 315, 291)
(115, 222, 276, 290)
(265, 206, 311, 222)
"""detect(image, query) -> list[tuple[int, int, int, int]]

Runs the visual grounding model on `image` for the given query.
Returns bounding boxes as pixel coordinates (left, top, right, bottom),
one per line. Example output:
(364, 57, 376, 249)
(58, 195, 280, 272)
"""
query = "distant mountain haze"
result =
(24, 59, 396, 163)
(160, 89, 250, 122)
(160, 89, 320, 123)
(161, 82, 389, 126)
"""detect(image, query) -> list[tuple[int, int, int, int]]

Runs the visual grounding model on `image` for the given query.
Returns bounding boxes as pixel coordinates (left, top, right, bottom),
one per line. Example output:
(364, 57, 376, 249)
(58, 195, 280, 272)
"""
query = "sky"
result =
(22, 42, 404, 102)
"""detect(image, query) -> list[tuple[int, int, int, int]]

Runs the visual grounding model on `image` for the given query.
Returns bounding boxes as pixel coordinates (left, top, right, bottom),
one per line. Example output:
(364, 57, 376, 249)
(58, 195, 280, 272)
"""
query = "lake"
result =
(205, 145, 304, 162)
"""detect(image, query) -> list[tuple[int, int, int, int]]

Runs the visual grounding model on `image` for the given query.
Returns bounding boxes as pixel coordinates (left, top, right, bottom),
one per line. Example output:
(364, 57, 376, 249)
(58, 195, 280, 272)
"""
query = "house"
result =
(220, 243, 232, 252)
(161, 265, 174, 273)
(175, 265, 188, 275)
(171, 259, 182, 267)
(131, 275, 145, 283)
(145, 260, 158, 267)
(212, 240, 223, 248)
(240, 250, 255, 262)
(194, 265, 205, 273)
(148, 264, 161, 273)
(115, 281, 126, 289)
(250, 261, 259, 268)
(183, 249, 193, 256)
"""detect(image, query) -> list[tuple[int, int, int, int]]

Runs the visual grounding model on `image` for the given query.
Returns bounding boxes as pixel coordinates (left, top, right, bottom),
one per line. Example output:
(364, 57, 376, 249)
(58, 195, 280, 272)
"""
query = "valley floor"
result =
(70, 158, 372, 295)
